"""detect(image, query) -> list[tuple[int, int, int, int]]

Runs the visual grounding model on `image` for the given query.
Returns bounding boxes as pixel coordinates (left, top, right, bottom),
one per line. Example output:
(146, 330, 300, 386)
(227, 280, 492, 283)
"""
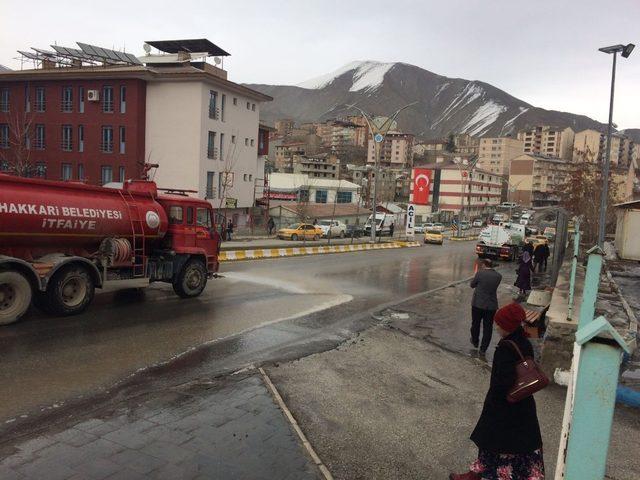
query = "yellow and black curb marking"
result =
(219, 241, 421, 262)
(449, 236, 477, 242)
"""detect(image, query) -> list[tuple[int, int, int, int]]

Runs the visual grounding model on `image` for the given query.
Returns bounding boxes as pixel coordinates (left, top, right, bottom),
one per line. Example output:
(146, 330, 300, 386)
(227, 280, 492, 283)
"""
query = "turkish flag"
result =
(412, 168, 432, 205)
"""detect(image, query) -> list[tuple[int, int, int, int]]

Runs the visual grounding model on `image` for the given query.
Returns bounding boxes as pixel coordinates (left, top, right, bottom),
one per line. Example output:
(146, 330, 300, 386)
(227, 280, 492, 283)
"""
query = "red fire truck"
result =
(0, 174, 221, 325)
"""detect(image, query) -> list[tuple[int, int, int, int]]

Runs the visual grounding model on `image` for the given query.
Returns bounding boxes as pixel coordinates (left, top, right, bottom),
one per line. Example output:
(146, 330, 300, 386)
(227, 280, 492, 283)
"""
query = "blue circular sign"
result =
(374, 133, 384, 143)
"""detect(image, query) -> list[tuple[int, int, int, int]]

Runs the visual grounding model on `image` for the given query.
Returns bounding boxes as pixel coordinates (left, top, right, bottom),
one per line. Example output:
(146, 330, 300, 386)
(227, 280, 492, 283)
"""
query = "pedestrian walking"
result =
(541, 242, 550, 272)
(533, 243, 545, 273)
(515, 251, 533, 296)
(469, 258, 502, 355)
(389, 222, 394, 237)
(450, 303, 544, 480)
(267, 217, 275, 235)
(226, 220, 234, 241)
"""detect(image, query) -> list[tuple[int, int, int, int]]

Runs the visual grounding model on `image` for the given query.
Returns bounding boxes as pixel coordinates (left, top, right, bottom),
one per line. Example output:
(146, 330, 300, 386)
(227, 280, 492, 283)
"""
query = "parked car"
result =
(277, 223, 323, 241)
(431, 222, 445, 232)
(500, 201, 518, 209)
(346, 224, 365, 238)
(526, 235, 549, 247)
(525, 225, 539, 236)
(472, 219, 484, 228)
(544, 227, 556, 241)
(414, 223, 427, 234)
(460, 220, 471, 230)
(317, 220, 346, 238)
(424, 229, 444, 245)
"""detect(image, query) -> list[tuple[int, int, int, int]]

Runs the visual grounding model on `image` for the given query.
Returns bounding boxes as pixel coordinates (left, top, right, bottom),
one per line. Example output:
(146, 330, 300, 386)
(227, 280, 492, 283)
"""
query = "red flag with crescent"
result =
(412, 168, 432, 205)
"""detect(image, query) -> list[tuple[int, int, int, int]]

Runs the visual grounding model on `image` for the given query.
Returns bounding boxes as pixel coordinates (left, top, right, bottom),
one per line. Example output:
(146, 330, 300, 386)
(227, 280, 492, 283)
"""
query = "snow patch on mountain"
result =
(499, 107, 530, 135)
(432, 82, 484, 127)
(434, 82, 450, 98)
(461, 101, 507, 136)
(297, 61, 395, 92)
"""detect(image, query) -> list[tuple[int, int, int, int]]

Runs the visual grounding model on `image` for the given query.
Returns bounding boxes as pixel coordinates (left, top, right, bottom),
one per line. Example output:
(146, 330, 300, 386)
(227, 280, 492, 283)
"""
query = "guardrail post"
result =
(563, 317, 633, 480)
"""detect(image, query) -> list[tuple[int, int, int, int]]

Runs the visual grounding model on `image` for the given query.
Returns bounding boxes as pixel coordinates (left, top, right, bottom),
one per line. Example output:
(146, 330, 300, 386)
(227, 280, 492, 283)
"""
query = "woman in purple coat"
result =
(515, 251, 533, 295)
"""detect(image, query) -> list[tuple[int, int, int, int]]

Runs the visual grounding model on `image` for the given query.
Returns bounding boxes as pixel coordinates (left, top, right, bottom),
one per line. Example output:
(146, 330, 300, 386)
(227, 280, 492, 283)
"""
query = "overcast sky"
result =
(2, 0, 638, 128)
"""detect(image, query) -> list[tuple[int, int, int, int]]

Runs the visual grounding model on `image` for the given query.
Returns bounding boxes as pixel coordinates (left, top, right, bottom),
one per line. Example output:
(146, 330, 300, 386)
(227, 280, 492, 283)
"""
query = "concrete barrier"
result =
(219, 241, 421, 262)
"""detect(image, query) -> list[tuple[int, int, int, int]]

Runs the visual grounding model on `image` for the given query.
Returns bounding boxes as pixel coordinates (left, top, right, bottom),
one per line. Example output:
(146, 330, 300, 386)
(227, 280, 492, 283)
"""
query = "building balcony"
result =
(35, 102, 45, 112)
(207, 147, 218, 160)
(208, 106, 219, 120)
(61, 101, 73, 112)
(100, 141, 113, 153)
(33, 140, 45, 150)
(61, 140, 72, 151)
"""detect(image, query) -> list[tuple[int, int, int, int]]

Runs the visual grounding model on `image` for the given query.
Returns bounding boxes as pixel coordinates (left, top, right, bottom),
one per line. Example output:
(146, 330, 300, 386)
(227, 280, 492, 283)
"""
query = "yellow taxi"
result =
(526, 235, 549, 248)
(424, 229, 444, 245)
(277, 223, 323, 241)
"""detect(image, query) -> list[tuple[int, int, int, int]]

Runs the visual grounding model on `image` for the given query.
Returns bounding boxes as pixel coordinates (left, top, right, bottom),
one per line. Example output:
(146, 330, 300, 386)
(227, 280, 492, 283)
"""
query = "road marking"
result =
(260, 367, 334, 480)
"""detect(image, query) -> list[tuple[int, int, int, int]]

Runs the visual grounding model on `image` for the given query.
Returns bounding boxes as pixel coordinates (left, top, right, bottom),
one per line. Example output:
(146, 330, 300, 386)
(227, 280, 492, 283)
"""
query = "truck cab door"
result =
(195, 207, 217, 257)
(182, 207, 197, 248)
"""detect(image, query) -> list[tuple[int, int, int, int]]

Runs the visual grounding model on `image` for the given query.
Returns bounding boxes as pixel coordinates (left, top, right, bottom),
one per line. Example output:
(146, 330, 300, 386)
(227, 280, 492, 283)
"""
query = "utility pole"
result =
(348, 103, 416, 243)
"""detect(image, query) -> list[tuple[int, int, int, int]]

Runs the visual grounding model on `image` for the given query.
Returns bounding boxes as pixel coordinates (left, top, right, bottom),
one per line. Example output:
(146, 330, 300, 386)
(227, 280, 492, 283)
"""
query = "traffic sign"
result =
(406, 204, 415, 237)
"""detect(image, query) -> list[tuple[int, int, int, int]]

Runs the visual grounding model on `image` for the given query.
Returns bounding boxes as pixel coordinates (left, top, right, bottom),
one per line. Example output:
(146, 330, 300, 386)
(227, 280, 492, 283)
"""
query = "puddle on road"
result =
(222, 271, 312, 294)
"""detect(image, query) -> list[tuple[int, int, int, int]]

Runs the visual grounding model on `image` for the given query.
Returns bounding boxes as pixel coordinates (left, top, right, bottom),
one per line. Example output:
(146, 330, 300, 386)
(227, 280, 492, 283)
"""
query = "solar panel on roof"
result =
(77, 42, 142, 65)
(145, 39, 230, 56)
(18, 50, 42, 60)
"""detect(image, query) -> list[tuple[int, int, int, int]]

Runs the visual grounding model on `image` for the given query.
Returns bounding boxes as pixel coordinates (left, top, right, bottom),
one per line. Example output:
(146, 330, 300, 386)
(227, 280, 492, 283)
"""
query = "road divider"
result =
(219, 241, 421, 262)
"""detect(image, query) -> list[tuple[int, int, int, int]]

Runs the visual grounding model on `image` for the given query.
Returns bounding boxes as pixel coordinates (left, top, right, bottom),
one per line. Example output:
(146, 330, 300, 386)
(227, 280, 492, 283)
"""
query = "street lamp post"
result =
(348, 103, 417, 243)
(597, 43, 634, 247)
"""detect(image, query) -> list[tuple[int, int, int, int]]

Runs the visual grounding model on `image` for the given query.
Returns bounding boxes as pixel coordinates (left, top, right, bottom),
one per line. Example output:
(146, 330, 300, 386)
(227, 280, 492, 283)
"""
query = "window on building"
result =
(246, 101, 251, 110)
(231, 135, 236, 144)
(119, 166, 126, 182)
(102, 86, 114, 113)
(217, 172, 223, 199)
(244, 138, 248, 146)
(221, 94, 226, 121)
(207, 131, 217, 159)
(78, 125, 84, 152)
(79, 86, 84, 113)
(0, 124, 9, 148)
(61, 125, 73, 151)
(250, 139, 255, 147)
(101, 126, 113, 153)
(119, 126, 126, 154)
(299, 189, 309, 202)
(315, 190, 328, 203)
(35, 162, 46, 178)
(78, 163, 84, 180)
(0, 88, 9, 112)
(243, 173, 248, 181)
(35, 87, 45, 112)
(206, 171, 215, 199)
(209, 90, 218, 119)
(61, 86, 73, 112)
(251, 103, 256, 111)
(233, 97, 237, 106)
(101, 165, 113, 184)
(169, 206, 183, 224)
(120, 86, 126, 113)
(34, 124, 45, 149)
(219, 133, 224, 160)
(24, 85, 30, 112)
(249, 174, 252, 181)
(61, 163, 73, 181)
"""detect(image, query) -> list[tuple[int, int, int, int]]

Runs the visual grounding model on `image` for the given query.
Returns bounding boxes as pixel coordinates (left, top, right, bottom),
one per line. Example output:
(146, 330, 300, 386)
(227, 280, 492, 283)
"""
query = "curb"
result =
(219, 241, 421, 262)
(449, 237, 477, 242)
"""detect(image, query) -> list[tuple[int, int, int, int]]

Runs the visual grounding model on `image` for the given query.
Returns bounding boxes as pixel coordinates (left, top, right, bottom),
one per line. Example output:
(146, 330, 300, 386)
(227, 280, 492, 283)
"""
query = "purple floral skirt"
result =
(470, 448, 544, 480)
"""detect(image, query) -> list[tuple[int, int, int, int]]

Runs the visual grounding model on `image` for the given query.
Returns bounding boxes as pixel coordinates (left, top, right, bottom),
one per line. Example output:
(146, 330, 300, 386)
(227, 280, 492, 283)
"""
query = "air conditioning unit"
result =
(87, 90, 100, 102)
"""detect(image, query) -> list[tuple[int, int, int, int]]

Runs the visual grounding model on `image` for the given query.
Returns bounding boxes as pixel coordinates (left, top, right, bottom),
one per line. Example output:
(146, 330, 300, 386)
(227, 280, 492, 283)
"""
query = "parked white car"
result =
(318, 220, 347, 238)
(431, 222, 445, 232)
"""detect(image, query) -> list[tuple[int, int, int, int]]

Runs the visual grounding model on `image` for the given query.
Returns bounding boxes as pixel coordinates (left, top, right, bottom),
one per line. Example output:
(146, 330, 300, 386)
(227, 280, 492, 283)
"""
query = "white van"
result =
(520, 212, 533, 225)
(365, 213, 395, 236)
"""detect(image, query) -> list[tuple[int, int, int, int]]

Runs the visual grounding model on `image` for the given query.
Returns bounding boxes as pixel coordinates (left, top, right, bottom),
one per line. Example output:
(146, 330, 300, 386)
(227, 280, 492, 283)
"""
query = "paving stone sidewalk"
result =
(0, 374, 320, 480)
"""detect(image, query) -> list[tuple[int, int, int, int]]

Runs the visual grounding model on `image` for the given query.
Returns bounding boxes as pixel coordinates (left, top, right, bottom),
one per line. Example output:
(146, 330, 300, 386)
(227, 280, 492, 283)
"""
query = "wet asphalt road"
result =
(0, 241, 479, 423)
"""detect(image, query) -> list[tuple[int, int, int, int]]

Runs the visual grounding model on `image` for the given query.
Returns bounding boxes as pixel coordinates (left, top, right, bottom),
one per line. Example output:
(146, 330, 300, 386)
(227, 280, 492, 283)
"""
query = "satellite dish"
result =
(143, 43, 151, 55)
(214, 56, 222, 65)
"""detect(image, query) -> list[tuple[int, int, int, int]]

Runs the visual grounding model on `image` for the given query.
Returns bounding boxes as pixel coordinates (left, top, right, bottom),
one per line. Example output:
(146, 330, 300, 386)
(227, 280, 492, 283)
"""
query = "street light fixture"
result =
(596, 43, 634, 247)
(348, 102, 417, 242)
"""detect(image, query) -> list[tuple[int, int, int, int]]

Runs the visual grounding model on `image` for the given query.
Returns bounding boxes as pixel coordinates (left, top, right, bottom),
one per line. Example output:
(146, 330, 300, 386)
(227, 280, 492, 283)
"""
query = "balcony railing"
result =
(61, 100, 73, 112)
(35, 101, 45, 112)
(207, 147, 218, 160)
(101, 141, 113, 153)
(61, 140, 72, 151)
(0, 102, 9, 112)
(208, 106, 219, 120)
(102, 101, 114, 113)
(34, 139, 45, 150)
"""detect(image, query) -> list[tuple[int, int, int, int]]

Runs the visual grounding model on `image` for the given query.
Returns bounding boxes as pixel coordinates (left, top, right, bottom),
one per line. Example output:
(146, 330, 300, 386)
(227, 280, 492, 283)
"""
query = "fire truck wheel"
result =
(173, 259, 207, 298)
(0, 271, 33, 325)
(46, 265, 95, 316)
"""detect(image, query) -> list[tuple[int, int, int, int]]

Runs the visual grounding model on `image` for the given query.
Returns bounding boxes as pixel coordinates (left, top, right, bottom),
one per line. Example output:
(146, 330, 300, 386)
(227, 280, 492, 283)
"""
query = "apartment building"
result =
(409, 161, 503, 221)
(477, 137, 524, 175)
(292, 153, 338, 179)
(274, 119, 294, 136)
(573, 129, 635, 167)
(517, 126, 575, 161)
(367, 132, 414, 168)
(508, 153, 572, 207)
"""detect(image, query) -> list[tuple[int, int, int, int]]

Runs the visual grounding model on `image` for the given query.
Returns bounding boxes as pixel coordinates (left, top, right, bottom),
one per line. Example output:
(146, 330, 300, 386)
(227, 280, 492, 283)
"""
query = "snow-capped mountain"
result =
(246, 60, 608, 139)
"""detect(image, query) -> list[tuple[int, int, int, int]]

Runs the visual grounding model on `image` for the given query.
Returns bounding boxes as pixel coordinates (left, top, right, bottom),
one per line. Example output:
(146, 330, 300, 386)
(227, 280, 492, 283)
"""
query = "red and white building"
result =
(410, 161, 503, 223)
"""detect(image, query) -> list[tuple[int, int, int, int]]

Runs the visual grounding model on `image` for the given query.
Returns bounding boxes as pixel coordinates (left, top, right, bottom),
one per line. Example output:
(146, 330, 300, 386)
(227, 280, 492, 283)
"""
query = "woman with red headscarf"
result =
(450, 303, 544, 480)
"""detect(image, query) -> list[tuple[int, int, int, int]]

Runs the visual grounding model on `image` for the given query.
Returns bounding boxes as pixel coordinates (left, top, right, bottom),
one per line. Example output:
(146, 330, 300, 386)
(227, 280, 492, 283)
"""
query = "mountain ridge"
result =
(246, 60, 625, 140)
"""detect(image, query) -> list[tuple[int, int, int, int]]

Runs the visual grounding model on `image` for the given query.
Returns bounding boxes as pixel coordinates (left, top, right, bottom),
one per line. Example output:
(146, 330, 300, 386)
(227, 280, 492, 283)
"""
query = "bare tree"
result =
(558, 149, 620, 245)
(0, 110, 37, 177)
(214, 131, 241, 234)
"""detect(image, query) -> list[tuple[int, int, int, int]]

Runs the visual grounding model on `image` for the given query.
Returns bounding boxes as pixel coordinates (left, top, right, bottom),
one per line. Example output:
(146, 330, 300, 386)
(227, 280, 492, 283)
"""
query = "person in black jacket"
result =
(469, 259, 502, 354)
(450, 303, 544, 480)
